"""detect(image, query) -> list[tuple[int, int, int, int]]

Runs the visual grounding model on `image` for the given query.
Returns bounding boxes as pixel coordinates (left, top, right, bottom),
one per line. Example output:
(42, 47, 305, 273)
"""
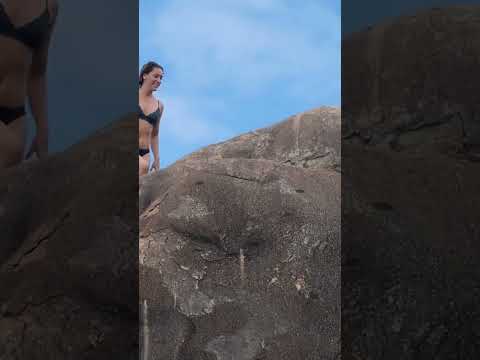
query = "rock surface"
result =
(139, 107, 341, 359)
(343, 5, 480, 159)
(0, 116, 139, 359)
(342, 6, 480, 359)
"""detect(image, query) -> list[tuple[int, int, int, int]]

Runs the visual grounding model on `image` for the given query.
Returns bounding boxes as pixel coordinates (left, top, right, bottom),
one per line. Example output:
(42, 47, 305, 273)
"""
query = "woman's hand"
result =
(151, 159, 160, 171)
(25, 137, 37, 159)
(26, 130, 48, 159)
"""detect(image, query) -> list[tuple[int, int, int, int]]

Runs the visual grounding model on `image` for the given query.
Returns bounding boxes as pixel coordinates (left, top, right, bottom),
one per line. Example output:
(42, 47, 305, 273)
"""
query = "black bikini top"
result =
(139, 101, 161, 127)
(0, 0, 51, 50)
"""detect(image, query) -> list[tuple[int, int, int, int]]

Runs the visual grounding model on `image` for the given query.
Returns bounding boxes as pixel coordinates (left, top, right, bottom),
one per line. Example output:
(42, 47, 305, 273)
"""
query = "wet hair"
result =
(139, 61, 164, 86)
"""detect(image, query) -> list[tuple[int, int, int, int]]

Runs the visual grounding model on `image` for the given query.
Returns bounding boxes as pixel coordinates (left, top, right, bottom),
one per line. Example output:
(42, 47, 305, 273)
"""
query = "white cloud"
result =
(153, 0, 339, 97)
(160, 95, 233, 145)
(146, 0, 339, 148)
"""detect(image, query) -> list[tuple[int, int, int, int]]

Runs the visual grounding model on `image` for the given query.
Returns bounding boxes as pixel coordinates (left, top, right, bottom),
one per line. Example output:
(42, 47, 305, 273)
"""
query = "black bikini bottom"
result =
(0, 106, 26, 125)
(139, 148, 150, 157)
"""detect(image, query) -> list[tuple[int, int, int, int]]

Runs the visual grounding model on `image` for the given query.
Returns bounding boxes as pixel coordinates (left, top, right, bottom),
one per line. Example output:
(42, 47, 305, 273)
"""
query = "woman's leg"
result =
(139, 155, 149, 176)
(0, 121, 24, 169)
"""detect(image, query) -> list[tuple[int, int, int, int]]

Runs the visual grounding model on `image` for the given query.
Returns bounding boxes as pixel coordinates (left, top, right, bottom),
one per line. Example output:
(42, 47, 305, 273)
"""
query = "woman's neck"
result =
(139, 86, 153, 98)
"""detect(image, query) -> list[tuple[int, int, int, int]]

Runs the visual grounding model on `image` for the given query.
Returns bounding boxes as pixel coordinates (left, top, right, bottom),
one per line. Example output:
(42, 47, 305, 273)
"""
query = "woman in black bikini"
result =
(139, 61, 163, 176)
(0, 0, 58, 169)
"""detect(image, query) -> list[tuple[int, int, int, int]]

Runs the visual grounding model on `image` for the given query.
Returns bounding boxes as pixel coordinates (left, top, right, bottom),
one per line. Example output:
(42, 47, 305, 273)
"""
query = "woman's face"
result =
(143, 67, 164, 91)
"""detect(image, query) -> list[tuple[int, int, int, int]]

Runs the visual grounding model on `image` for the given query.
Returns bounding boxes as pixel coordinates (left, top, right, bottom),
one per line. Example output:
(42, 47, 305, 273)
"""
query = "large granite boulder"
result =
(139, 107, 341, 359)
(0, 116, 138, 359)
(342, 6, 480, 359)
(343, 5, 480, 158)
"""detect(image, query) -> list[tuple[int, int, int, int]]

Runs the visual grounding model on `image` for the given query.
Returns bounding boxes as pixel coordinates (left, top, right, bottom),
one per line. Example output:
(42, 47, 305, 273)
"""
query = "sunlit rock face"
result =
(140, 107, 341, 359)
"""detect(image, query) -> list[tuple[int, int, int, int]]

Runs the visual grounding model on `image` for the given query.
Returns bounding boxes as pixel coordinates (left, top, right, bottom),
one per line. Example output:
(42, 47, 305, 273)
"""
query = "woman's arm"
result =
(26, 1, 59, 159)
(151, 102, 163, 171)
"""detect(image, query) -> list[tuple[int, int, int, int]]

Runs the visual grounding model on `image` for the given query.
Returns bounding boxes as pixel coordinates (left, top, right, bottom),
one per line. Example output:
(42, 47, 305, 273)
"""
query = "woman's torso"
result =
(0, 0, 51, 136)
(138, 95, 160, 149)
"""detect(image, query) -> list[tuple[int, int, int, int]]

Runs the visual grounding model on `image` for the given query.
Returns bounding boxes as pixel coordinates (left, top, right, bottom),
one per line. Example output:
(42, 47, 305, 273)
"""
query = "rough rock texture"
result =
(139, 107, 340, 359)
(342, 6, 480, 359)
(343, 5, 480, 159)
(0, 116, 139, 359)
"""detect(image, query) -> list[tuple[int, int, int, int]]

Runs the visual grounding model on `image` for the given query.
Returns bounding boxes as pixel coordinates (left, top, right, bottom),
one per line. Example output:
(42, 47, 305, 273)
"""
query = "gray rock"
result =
(343, 6, 480, 359)
(0, 115, 139, 360)
(140, 107, 341, 359)
(343, 5, 480, 158)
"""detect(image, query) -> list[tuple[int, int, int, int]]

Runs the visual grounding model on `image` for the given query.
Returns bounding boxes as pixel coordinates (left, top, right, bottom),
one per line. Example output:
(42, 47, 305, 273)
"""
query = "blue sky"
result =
(140, 0, 340, 168)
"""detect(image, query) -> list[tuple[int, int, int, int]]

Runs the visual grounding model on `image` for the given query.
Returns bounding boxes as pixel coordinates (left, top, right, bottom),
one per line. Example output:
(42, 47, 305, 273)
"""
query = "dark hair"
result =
(139, 61, 164, 86)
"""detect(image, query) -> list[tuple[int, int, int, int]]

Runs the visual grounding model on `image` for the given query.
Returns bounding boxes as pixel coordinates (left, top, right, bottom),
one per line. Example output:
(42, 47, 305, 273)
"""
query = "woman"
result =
(0, 0, 58, 169)
(139, 61, 163, 176)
